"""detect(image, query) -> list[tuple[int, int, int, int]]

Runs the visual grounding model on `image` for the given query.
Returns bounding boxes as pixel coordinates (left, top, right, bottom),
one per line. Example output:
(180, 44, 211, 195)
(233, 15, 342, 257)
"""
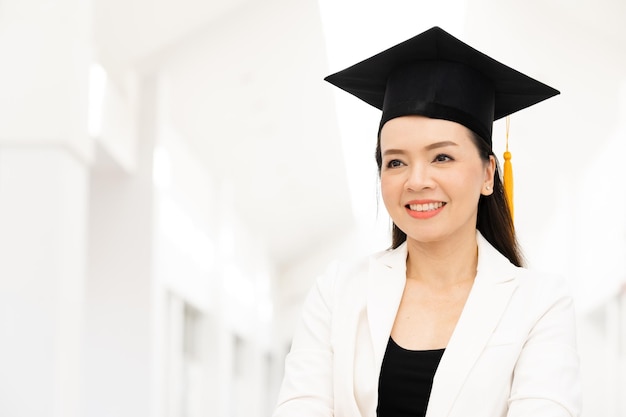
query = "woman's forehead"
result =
(380, 116, 475, 147)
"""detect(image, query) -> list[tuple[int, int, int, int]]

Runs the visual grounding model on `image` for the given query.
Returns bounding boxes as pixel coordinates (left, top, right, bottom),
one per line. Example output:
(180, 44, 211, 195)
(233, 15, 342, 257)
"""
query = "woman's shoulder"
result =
(512, 267, 575, 318)
(519, 266, 572, 291)
(478, 232, 572, 295)
(315, 245, 404, 290)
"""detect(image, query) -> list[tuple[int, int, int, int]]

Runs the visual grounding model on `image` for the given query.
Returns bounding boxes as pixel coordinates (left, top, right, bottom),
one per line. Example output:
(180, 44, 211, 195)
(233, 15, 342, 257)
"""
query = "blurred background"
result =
(0, 0, 625, 416)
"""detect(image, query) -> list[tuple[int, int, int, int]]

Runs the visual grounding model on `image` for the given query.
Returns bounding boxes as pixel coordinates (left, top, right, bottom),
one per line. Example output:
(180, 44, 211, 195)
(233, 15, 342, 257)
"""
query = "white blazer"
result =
(273, 232, 582, 417)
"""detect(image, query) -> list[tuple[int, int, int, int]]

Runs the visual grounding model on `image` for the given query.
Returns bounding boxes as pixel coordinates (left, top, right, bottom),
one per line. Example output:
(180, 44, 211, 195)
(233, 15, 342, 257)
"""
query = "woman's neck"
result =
(405, 231, 478, 288)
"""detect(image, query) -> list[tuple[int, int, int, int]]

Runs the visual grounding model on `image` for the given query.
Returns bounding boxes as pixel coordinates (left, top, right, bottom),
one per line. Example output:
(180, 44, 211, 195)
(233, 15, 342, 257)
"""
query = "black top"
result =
(377, 337, 445, 417)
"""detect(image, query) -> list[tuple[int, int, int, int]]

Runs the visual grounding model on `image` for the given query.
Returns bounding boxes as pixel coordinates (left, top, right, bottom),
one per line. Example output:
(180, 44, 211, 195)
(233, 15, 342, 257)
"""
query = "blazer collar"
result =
(427, 233, 520, 416)
(475, 231, 519, 284)
(369, 231, 514, 280)
(366, 242, 408, 369)
(365, 232, 520, 417)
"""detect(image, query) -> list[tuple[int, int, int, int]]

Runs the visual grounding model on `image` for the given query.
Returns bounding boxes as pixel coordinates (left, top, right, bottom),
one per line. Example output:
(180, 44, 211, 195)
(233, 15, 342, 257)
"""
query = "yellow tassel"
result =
(503, 116, 514, 220)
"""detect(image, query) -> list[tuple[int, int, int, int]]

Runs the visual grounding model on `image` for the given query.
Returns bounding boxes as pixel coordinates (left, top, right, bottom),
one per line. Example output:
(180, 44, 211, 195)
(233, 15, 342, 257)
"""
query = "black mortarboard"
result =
(324, 26, 559, 145)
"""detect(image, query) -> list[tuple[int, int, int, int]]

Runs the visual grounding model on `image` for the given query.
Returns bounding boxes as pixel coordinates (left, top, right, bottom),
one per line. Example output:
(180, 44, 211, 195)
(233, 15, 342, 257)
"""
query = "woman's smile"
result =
(405, 200, 447, 219)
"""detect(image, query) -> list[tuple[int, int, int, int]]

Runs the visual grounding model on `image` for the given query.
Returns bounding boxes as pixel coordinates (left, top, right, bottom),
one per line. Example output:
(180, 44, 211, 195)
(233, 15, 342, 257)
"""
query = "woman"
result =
(273, 27, 581, 417)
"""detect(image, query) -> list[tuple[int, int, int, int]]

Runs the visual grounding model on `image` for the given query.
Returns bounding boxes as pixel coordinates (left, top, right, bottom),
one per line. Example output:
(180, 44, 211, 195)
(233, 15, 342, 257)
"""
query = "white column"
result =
(617, 287, 626, 417)
(0, 149, 89, 417)
(84, 74, 157, 417)
(0, 1, 92, 416)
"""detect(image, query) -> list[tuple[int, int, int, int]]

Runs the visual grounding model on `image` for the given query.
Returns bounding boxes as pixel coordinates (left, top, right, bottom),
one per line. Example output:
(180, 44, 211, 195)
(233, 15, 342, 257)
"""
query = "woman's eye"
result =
(386, 159, 404, 168)
(433, 154, 453, 163)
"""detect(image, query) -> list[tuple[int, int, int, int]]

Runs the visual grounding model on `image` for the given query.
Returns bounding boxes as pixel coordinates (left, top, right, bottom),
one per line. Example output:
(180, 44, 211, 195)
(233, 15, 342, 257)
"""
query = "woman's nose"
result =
(405, 164, 435, 191)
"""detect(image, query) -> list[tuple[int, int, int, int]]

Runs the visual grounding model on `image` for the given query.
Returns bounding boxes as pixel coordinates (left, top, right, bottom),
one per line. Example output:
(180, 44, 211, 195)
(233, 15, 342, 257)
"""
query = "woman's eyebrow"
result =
(382, 148, 407, 156)
(383, 141, 459, 156)
(425, 140, 459, 150)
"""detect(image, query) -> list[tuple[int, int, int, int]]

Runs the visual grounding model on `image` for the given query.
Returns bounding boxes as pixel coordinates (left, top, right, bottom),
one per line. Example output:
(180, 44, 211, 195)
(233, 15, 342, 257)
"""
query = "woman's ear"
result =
(482, 155, 496, 196)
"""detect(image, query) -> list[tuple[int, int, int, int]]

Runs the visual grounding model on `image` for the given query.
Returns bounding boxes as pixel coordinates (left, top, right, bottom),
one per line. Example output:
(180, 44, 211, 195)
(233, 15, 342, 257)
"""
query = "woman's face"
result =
(379, 115, 495, 245)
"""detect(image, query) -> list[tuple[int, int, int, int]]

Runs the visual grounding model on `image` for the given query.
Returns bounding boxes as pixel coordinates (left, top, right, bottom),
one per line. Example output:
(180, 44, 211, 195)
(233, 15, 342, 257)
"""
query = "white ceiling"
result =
(93, 0, 250, 73)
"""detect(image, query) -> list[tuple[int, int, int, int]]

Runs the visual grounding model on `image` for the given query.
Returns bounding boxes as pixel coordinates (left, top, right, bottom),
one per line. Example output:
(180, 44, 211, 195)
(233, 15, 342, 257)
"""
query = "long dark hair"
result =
(375, 129, 524, 267)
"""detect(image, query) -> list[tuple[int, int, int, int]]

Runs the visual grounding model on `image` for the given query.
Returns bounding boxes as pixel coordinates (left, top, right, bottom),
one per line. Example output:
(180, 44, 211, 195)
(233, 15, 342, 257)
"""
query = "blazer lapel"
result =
(426, 234, 520, 417)
(366, 244, 408, 372)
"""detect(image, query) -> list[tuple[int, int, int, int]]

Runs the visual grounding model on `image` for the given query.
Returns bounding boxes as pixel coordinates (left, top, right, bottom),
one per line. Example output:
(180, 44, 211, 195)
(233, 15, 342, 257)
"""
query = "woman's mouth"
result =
(405, 202, 446, 219)
(407, 202, 446, 212)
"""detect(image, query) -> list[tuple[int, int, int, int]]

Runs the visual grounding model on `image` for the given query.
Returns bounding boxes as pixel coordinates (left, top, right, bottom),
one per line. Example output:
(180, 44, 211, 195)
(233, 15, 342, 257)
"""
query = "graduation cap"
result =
(324, 26, 559, 218)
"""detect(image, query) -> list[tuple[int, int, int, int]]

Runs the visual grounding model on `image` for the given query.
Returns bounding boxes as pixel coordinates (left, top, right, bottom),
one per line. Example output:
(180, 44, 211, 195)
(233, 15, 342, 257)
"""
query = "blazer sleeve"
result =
(272, 263, 337, 417)
(507, 274, 582, 417)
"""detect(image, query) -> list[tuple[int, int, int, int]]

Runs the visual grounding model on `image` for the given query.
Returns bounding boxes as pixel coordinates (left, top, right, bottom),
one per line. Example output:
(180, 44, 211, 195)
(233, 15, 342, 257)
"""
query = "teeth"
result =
(408, 202, 444, 212)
